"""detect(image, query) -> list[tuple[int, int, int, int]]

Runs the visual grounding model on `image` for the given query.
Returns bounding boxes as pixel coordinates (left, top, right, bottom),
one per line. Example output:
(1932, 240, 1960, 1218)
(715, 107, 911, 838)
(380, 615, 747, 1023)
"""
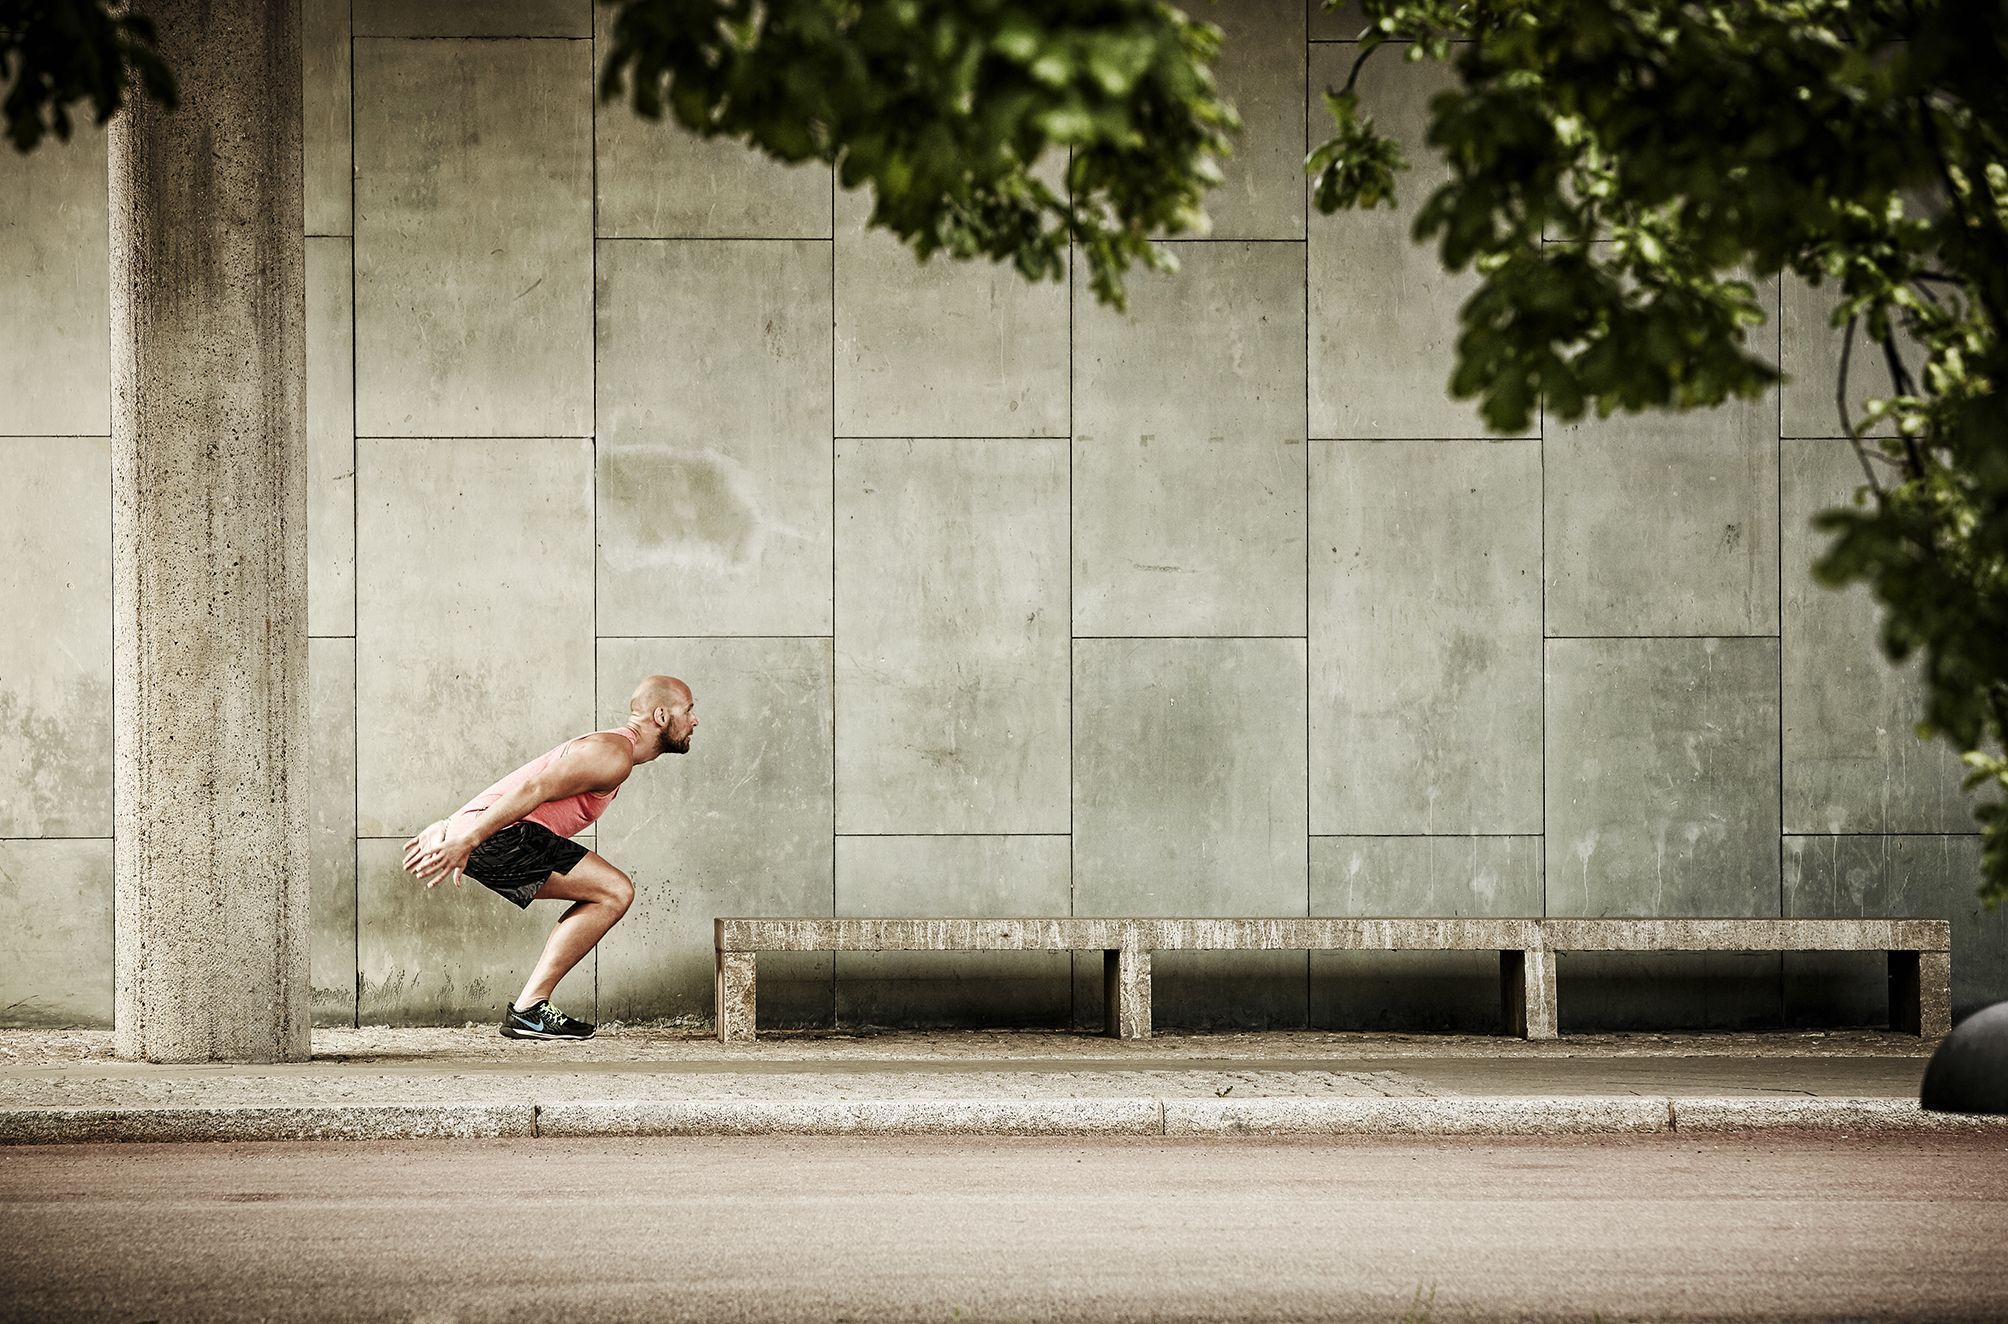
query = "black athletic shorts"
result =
(465, 820, 590, 909)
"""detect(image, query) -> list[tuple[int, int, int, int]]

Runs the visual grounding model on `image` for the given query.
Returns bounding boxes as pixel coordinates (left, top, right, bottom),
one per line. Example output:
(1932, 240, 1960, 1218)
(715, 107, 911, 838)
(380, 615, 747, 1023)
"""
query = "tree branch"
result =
(1878, 327, 1928, 480)
(1836, 313, 1883, 495)
(1340, 37, 1388, 99)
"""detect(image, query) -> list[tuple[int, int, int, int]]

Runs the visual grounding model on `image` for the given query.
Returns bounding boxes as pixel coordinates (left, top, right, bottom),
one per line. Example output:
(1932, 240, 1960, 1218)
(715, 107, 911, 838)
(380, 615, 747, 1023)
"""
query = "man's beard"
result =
(664, 735, 691, 755)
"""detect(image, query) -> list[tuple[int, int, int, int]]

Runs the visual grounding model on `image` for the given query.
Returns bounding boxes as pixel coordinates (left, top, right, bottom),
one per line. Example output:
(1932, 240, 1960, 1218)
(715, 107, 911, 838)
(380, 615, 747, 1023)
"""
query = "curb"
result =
(538, 1098, 1165, 1137)
(1165, 1095, 1671, 1135)
(4, 1096, 2003, 1145)
(1670, 1096, 2008, 1132)
(0, 1103, 535, 1145)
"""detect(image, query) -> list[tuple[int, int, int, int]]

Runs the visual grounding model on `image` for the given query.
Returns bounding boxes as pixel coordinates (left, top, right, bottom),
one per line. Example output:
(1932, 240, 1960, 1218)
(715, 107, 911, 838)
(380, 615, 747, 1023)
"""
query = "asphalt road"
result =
(5, 1133, 2006, 1321)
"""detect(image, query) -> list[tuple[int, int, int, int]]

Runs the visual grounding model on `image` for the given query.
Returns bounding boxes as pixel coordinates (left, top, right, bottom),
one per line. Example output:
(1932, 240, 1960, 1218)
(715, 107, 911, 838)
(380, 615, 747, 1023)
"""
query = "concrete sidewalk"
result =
(3, 1026, 2000, 1143)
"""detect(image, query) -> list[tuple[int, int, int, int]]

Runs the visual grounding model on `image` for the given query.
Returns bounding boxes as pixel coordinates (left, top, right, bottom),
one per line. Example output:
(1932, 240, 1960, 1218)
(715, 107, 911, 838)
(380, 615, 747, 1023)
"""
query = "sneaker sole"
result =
(499, 1025, 595, 1040)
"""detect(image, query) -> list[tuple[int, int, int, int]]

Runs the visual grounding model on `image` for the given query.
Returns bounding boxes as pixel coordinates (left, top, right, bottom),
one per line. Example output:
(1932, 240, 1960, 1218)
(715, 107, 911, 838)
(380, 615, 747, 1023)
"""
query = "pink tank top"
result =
(453, 727, 638, 840)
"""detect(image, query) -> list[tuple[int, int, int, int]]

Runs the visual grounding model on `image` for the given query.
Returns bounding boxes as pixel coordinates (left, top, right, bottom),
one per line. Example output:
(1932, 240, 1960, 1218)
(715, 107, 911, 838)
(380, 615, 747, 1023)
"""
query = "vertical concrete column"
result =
(110, 0, 308, 1062)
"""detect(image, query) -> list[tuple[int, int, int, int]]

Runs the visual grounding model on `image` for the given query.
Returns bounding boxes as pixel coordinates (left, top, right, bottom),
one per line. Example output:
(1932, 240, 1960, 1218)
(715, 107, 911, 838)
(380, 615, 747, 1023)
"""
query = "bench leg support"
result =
(1502, 948, 1558, 1040)
(1104, 946, 1151, 1040)
(1890, 949, 1952, 1040)
(716, 950, 757, 1044)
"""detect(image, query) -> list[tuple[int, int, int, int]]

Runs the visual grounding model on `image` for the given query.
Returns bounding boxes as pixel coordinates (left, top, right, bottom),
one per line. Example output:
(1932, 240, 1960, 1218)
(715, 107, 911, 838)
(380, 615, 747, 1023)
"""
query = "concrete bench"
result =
(713, 916, 1952, 1043)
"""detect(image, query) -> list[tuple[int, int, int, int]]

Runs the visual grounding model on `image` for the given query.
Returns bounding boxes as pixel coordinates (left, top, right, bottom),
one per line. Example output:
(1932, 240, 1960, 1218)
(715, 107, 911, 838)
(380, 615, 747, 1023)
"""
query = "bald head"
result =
(626, 674, 696, 760)
(629, 674, 691, 715)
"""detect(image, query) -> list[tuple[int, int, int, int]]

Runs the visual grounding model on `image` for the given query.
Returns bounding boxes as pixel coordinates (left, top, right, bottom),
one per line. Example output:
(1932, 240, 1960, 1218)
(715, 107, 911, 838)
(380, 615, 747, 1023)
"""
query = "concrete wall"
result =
(3, 0, 2002, 1031)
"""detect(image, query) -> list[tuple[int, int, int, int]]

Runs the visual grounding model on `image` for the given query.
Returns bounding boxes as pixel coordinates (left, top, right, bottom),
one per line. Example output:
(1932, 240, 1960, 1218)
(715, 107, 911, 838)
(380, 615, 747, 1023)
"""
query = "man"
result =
(402, 675, 698, 1041)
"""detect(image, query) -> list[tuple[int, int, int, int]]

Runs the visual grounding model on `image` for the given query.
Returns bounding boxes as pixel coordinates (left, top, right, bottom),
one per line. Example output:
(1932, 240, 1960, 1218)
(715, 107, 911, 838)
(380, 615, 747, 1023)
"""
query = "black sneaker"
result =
(500, 1000, 595, 1040)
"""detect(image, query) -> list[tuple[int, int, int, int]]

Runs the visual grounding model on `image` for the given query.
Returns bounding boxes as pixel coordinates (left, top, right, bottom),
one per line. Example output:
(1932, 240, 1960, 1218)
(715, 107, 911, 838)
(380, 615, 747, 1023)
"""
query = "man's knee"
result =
(561, 853, 634, 915)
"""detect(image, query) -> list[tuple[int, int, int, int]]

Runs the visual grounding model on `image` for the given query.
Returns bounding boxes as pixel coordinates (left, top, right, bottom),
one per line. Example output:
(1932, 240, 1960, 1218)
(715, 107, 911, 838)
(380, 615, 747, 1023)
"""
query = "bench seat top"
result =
(716, 916, 1949, 954)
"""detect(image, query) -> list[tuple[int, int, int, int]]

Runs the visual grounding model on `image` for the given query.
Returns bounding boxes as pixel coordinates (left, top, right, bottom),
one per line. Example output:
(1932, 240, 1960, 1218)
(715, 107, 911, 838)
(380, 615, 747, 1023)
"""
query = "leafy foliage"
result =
(1311, 0, 2008, 902)
(596, 0, 1239, 310)
(0, 0, 174, 152)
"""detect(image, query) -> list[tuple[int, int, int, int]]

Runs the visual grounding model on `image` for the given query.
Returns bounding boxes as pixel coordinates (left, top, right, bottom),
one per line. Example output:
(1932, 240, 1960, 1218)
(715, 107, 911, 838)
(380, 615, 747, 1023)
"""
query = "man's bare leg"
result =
(513, 851, 634, 1010)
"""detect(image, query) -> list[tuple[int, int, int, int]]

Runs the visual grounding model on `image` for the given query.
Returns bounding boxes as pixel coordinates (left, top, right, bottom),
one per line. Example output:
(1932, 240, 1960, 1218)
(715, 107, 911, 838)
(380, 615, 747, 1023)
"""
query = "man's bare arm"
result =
(402, 736, 632, 887)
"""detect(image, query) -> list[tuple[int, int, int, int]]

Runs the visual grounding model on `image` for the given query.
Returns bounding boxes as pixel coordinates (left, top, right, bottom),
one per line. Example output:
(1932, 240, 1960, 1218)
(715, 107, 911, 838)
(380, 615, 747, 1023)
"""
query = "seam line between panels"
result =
(1776, 267, 1788, 1020)
(1538, 220, 1550, 928)
(351, 34, 594, 43)
(1067, 150, 1078, 1032)
(1540, 380, 1548, 924)
(1302, 22, 1314, 1025)
(349, 0, 362, 1030)
(830, 160, 839, 1030)
(599, 235, 827, 242)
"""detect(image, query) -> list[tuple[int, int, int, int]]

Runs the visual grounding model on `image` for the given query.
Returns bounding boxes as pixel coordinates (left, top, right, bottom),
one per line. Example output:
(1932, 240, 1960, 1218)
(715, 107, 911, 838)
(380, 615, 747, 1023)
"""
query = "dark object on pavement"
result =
(1920, 1000, 2008, 1114)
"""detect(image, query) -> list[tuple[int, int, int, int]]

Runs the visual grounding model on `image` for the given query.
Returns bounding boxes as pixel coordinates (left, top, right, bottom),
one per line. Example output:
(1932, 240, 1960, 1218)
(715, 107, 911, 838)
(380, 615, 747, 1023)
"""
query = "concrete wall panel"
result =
(1073, 639, 1309, 1028)
(1546, 295, 1780, 638)
(1545, 637, 1783, 1029)
(1310, 835, 1543, 1030)
(834, 159, 1069, 438)
(1308, 2, 1365, 40)
(355, 437, 595, 836)
(1785, 833, 2007, 1022)
(310, 639, 357, 1027)
(357, 838, 560, 1024)
(1782, 439, 1967, 834)
(354, 37, 592, 436)
(1159, 0, 1306, 241)
(595, 239, 833, 636)
(1073, 242, 1306, 636)
(0, 123, 108, 436)
(0, 438, 111, 838)
(307, 237, 355, 636)
(594, 5, 830, 238)
(0, 839, 112, 1028)
(834, 835, 1072, 1028)
(835, 438, 1069, 833)
(596, 638, 834, 1027)
(354, 0, 589, 37)
(1311, 438, 1541, 834)
(1546, 638, 1781, 916)
(304, 0, 351, 235)
(597, 116, 832, 241)
(1309, 48, 1505, 439)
